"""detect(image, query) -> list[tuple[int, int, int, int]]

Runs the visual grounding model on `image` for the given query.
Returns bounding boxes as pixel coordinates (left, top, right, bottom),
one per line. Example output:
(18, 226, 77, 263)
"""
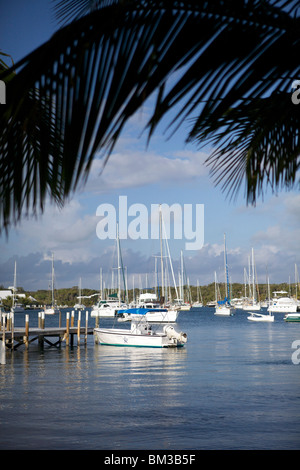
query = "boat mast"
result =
(51, 253, 55, 306)
(252, 248, 255, 304)
(159, 205, 164, 302)
(224, 234, 230, 301)
(117, 223, 121, 308)
(13, 260, 17, 308)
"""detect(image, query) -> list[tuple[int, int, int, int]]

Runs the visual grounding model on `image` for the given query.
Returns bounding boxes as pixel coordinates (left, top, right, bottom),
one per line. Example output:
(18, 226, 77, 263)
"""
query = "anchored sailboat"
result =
(214, 234, 235, 316)
(42, 253, 59, 315)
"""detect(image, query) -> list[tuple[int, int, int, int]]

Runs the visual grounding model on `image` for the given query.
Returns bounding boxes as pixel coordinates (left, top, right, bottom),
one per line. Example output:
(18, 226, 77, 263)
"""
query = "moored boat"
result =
(94, 318, 187, 348)
(284, 312, 300, 322)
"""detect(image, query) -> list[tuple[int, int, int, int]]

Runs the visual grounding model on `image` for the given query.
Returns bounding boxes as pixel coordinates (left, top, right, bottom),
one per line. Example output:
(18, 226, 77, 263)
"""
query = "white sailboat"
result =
(91, 229, 127, 317)
(192, 280, 203, 308)
(74, 278, 86, 310)
(242, 249, 261, 311)
(11, 261, 25, 313)
(214, 234, 235, 316)
(248, 277, 274, 322)
(42, 253, 60, 315)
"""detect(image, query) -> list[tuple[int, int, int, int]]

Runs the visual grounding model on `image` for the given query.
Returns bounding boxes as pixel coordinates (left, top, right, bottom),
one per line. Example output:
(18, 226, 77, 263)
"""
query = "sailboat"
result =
(247, 276, 274, 322)
(94, 223, 187, 347)
(214, 234, 235, 316)
(192, 280, 203, 308)
(74, 278, 86, 310)
(11, 261, 25, 313)
(42, 253, 60, 315)
(117, 206, 179, 323)
(242, 249, 261, 311)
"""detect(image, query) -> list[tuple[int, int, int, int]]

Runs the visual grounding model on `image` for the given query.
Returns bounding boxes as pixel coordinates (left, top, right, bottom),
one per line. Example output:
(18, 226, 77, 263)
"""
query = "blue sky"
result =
(1, 0, 300, 293)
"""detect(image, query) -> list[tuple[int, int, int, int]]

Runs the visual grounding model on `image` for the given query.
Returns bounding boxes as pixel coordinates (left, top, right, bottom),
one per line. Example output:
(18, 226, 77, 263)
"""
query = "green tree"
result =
(1, 0, 299, 232)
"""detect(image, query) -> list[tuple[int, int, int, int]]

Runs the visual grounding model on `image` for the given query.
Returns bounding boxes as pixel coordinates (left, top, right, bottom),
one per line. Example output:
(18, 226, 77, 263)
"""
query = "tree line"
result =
(1, 282, 297, 309)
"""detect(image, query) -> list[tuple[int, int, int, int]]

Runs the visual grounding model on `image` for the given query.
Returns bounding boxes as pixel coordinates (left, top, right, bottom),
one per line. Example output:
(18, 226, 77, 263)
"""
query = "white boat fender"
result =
(163, 325, 187, 343)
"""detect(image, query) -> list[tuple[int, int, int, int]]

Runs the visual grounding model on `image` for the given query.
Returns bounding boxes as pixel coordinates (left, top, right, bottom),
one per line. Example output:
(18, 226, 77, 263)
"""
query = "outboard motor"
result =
(163, 325, 187, 344)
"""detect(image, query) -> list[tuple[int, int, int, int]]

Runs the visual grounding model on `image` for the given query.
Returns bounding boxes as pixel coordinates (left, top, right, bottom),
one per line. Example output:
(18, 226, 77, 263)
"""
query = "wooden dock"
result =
(0, 310, 94, 352)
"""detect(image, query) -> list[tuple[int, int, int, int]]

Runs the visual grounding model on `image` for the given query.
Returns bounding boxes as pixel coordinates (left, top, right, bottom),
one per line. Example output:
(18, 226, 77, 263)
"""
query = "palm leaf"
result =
(1, 0, 299, 232)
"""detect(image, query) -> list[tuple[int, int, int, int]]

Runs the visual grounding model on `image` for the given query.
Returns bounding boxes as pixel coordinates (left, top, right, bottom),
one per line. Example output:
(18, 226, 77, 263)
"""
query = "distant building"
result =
(0, 290, 13, 300)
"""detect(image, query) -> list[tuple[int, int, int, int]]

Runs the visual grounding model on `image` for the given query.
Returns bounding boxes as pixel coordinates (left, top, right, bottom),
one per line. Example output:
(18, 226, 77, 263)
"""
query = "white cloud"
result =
(86, 148, 210, 194)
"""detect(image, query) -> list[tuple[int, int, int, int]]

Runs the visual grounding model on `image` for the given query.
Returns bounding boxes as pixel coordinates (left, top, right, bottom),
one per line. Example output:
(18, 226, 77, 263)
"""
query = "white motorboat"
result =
(94, 318, 187, 348)
(247, 312, 274, 322)
(267, 291, 297, 313)
(122, 293, 178, 322)
(118, 306, 178, 323)
(91, 299, 127, 317)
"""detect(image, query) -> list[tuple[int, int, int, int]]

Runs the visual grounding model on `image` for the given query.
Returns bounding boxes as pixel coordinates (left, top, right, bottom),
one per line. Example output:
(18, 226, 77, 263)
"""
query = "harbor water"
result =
(0, 307, 299, 450)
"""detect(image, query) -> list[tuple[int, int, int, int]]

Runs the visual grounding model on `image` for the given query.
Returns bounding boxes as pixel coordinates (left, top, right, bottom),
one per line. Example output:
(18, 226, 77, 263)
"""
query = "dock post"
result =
(24, 314, 29, 348)
(71, 310, 75, 327)
(66, 312, 70, 346)
(1, 313, 6, 365)
(85, 310, 88, 344)
(38, 311, 41, 328)
(41, 311, 45, 329)
(77, 310, 81, 345)
(11, 312, 14, 351)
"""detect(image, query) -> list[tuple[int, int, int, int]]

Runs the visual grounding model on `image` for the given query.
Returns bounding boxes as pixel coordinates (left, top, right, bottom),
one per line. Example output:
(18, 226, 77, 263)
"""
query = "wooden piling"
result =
(1, 313, 6, 365)
(85, 310, 88, 344)
(66, 312, 70, 346)
(77, 311, 81, 345)
(24, 314, 29, 348)
(11, 312, 14, 349)
(71, 311, 74, 327)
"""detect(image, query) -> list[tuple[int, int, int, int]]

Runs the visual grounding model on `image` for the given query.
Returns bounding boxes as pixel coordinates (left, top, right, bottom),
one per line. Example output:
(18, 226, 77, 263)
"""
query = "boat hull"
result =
(214, 306, 235, 316)
(94, 327, 185, 348)
(247, 313, 274, 322)
(120, 308, 178, 323)
(284, 313, 300, 322)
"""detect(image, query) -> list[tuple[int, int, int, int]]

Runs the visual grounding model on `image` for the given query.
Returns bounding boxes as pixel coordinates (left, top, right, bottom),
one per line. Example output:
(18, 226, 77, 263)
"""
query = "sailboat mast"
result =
(159, 205, 164, 301)
(51, 253, 54, 306)
(252, 248, 255, 303)
(224, 234, 230, 301)
(13, 260, 17, 308)
(117, 223, 121, 308)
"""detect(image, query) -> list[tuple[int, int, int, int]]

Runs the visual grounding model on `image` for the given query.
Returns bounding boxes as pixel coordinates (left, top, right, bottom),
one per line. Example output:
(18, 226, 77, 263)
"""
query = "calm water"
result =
(0, 308, 299, 450)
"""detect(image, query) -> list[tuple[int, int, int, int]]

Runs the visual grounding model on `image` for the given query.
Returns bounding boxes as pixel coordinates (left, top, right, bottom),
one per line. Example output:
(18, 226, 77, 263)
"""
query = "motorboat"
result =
(91, 299, 127, 317)
(284, 313, 300, 322)
(119, 293, 178, 322)
(117, 306, 178, 323)
(247, 312, 274, 322)
(267, 291, 298, 313)
(94, 318, 187, 348)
